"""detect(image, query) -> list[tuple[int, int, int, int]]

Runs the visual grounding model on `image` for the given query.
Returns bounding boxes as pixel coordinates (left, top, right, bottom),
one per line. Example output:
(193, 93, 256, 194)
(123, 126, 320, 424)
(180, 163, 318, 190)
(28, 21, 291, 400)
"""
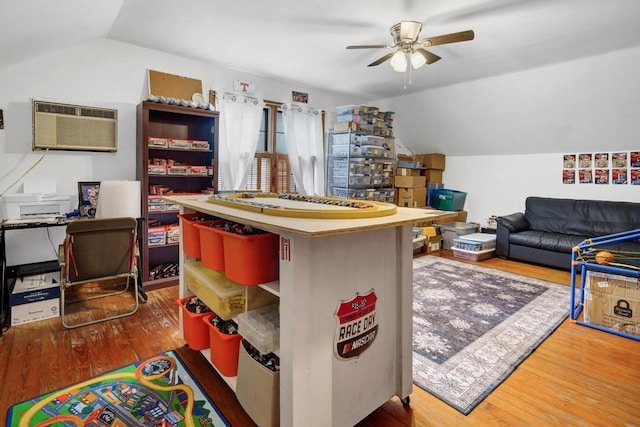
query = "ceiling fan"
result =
(346, 21, 474, 72)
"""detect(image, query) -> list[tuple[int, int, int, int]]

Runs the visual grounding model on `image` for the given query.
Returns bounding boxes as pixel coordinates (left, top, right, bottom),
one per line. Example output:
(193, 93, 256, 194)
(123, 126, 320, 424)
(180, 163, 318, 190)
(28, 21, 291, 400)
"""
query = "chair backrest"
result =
(64, 217, 137, 282)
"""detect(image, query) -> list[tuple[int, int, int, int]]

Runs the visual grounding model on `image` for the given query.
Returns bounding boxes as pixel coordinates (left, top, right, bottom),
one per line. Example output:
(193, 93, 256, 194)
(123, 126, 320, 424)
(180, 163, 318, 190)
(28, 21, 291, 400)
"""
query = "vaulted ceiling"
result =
(2, 0, 640, 100)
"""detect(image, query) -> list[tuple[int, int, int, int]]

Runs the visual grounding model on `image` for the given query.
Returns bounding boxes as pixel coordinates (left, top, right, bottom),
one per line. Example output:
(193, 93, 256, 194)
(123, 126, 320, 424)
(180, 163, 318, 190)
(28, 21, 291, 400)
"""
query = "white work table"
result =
(164, 194, 452, 427)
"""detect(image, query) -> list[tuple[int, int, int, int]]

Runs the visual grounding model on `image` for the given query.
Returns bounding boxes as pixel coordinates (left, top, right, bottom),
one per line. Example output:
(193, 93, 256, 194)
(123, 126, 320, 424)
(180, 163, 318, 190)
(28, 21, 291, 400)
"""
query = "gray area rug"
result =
(412, 256, 569, 414)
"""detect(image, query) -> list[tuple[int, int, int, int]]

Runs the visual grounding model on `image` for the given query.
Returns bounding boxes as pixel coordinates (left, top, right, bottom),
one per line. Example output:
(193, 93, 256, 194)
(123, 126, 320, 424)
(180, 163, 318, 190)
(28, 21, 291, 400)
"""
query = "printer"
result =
(1, 182, 71, 220)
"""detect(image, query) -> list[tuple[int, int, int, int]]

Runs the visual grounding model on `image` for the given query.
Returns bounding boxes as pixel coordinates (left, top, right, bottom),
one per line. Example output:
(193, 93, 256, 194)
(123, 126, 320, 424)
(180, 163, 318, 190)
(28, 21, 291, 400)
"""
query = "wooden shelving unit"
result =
(136, 101, 219, 288)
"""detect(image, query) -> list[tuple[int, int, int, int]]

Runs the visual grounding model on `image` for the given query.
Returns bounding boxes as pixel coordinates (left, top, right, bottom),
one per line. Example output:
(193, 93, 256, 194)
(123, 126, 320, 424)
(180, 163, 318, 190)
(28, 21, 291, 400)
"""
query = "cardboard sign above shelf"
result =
(148, 69, 203, 101)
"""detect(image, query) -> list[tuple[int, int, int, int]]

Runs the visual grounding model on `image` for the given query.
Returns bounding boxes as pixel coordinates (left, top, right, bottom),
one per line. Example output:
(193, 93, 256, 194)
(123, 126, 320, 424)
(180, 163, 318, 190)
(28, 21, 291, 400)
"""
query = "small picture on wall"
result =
(594, 153, 609, 168)
(631, 151, 640, 168)
(578, 153, 592, 168)
(292, 91, 309, 103)
(594, 169, 609, 184)
(579, 169, 592, 184)
(563, 154, 576, 168)
(631, 169, 640, 185)
(612, 168, 628, 184)
(562, 169, 575, 184)
(612, 152, 628, 168)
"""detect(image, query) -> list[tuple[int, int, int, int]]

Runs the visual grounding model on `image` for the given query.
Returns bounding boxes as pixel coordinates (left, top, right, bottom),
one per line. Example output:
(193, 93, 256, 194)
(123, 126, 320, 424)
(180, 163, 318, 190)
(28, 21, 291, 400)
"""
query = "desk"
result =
(1, 218, 148, 335)
(1, 219, 69, 335)
(165, 195, 455, 427)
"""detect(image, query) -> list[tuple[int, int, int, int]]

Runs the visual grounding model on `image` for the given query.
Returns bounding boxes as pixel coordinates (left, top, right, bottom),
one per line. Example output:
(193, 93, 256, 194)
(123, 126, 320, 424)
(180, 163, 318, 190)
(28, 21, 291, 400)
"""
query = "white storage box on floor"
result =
(452, 247, 495, 261)
(438, 222, 479, 250)
(11, 271, 60, 325)
(453, 233, 497, 251)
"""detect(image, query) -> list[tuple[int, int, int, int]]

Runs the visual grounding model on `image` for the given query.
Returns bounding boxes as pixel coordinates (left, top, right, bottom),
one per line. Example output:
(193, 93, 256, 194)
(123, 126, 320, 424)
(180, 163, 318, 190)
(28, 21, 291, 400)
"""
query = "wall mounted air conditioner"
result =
(32, 100, 117, 152)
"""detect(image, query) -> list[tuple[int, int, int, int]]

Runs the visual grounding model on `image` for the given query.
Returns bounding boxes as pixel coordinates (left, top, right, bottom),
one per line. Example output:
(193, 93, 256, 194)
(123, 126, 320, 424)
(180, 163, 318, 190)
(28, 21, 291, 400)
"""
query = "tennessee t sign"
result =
(334, 290, 378, 360)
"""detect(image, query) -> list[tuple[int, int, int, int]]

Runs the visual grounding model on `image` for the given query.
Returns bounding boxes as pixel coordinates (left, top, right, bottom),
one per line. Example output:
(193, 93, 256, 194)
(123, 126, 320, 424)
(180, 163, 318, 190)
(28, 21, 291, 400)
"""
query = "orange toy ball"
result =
(595, 251, 615, 265)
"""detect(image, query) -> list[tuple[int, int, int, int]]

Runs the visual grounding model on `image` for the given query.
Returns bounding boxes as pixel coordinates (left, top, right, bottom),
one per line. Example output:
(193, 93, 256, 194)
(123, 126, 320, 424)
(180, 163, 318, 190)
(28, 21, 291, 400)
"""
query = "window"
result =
(218, 100, 325, 193)
(244, 100, 296, 193)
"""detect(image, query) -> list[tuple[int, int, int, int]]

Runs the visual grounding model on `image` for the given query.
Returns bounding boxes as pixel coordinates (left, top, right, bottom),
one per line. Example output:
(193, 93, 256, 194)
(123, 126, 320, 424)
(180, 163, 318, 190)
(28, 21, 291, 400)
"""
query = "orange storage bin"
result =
(202, 313, 242, 377)
(220, 230, 279, 285)
(195, 223, 225, 271)
(178, 213, 214, 259)
(177, 296, 211, 350)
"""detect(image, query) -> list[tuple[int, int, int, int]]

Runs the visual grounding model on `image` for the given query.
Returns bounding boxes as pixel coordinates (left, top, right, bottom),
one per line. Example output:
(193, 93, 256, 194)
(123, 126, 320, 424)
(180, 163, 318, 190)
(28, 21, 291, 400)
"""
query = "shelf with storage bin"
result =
(137, 101, 219, 288)
(166, 195, 442, 427)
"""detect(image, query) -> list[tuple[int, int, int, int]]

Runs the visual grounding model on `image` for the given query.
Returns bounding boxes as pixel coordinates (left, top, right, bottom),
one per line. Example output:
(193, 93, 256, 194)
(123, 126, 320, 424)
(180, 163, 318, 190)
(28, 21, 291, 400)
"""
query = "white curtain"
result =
(282, 104, 325, 196)
(218, 93, 264, 191)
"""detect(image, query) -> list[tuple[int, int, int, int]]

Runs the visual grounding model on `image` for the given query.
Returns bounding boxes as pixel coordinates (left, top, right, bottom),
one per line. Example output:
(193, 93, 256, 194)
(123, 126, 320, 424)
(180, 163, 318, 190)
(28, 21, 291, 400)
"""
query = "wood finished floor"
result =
(1, 251, 639, 426)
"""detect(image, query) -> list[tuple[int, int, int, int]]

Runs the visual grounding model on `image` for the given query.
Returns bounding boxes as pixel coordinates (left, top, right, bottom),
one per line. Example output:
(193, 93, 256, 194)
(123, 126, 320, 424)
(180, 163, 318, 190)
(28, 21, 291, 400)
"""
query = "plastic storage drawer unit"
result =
(184, 262, 245, 319)
(237, 304, 280, 354)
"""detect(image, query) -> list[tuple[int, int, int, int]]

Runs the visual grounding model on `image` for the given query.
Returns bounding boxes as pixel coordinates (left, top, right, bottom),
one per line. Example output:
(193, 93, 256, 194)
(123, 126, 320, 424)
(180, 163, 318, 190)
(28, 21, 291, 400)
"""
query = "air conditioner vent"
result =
(80, 107, 116, 120)
(33, 100, 117, 152)
(35, 103, 77, 116)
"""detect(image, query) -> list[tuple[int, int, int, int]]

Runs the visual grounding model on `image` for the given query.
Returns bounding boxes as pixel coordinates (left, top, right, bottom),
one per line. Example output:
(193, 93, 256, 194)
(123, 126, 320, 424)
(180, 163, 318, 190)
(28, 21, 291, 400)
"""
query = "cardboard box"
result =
(11, 298, 60, 326)
(421, 169, 443, 183)
(397, 187, 427, 207)
(426, 235, 443, 252)
(396, 167, 421, 177)
(10, 271, 60, 306)
(418, 153, 446, 170)
(584, 271, 640, 337)
(394, 175, 426, 188)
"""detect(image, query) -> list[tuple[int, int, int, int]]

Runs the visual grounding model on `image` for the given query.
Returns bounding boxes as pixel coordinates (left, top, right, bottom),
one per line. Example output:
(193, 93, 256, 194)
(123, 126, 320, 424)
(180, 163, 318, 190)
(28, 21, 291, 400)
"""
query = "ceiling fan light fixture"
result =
(410, 50, 427, 69)
(390, 50, 407, 72)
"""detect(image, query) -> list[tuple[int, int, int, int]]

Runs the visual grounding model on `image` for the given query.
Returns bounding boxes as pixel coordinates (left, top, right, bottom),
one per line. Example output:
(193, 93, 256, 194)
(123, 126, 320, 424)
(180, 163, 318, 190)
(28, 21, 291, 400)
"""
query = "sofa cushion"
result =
(525, 197, 640, 237)
(509, 230, 585, 253)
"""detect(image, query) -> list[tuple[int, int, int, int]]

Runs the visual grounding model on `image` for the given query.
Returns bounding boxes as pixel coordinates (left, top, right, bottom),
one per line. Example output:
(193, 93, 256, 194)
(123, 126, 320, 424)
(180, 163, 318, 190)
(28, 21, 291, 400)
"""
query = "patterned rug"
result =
(6, 350, 229, 426)
(412, 256, 569, 415)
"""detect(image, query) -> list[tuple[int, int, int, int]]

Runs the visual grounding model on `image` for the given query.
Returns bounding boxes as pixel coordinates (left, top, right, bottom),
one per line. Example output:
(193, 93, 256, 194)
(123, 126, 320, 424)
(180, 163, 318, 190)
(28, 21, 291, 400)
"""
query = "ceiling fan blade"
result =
(420, 29, 475, 47)
(346, 44, 392, 49)
(367, 52, 395, 67)
(415, 48, 441, 65)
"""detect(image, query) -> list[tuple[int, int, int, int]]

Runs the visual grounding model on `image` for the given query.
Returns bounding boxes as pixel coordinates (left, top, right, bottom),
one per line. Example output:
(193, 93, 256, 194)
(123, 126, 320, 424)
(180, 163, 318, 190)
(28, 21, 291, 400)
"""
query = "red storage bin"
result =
(177, 296, 211, 350)
(178, 213, 214, 259)
(203, 313, 242, 377)
(219, 230, 279, 285)
(195, 223, 225, 271)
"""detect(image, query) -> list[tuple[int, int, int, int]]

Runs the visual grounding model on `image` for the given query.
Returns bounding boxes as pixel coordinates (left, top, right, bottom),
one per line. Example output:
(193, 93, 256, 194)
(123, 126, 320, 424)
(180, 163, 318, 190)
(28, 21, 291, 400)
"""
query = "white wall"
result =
(379, 46, 640, 225)
(444, 153, 638, 227)
(0, 39, 354, 264)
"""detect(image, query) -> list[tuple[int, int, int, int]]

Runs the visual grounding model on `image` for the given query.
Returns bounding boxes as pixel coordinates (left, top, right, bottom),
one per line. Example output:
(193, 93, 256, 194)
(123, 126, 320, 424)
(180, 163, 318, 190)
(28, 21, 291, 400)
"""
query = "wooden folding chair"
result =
(59, 217, 139, 328)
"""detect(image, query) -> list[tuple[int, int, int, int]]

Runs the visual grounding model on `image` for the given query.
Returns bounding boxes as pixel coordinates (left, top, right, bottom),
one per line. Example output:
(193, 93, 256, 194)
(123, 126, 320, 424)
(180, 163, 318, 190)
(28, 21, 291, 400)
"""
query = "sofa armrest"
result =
(495, 213, 529, 258)
(497, 212, 529, 233)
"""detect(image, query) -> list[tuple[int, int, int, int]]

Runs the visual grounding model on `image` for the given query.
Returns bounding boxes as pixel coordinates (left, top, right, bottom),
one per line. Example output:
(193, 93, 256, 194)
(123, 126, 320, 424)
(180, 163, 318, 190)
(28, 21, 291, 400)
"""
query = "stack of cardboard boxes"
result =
(395, 153, 445, 208)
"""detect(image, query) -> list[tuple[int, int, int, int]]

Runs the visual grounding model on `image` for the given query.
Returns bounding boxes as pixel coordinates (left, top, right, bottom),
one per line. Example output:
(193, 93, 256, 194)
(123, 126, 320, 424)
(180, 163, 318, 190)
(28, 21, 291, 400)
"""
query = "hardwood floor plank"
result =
(1, 252, 639, 426)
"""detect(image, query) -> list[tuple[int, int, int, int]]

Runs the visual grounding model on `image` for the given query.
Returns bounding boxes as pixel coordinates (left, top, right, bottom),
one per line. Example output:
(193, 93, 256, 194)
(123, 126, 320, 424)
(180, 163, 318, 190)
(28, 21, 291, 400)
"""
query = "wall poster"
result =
(562, 169, 575, 184)
(612, 169, 628, 184)
(578, 153, 593, 169)
(579, 169, 593, 184)
(594, 169, 609, 184)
